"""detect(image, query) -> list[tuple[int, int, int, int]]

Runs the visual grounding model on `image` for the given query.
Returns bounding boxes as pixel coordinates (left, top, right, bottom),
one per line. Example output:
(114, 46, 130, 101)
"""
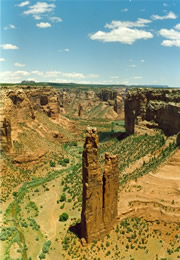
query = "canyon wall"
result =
(125, 88, 180, 136)
(0, 86, 63, 153)
(58, 88, 125, 120)
(81, 127, 119, 243)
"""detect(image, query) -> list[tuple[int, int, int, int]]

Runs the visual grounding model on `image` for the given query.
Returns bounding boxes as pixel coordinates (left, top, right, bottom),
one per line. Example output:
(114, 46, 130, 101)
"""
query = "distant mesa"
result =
(21, 80, 36, 84)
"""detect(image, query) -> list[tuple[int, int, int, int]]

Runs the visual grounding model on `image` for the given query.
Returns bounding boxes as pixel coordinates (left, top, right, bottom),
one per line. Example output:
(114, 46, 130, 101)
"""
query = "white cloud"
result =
(111, 76, 119, 79)
(129, 64, 136, 67)
(24, 2, 55, 20)
(32, 70, 44, 76)
(121, 81, 129, 85)
(50, 16, 62, 22)
(175, 24, 180, 30)
(133, 76, 143, 79)
(89, 18, 153, 44)
(36, 22, 51, 28)
(163, 3, 168, 7)
(4, 24, 16, 30)
(121, 8, 128, 12)
(105, 18, 152, 29)
(26, 78, 37, 82)
(1, 44, 19, 50)
(14, 62, 25, 67)
(140, 59, 145, 62)
(62, 72, 85, 79)
(87, 74, 99, 79)
(33, 15, 41, 20)
(23, 2, 61, 27)
(14, 71, 30, 76)
(45, 71, 61, 77)
(160, 29, 180, 40)
(18, 1, 30, 7)
(45, 71, 98, 79)
(58, 48, 70, 52)
(0, 58, 5, 62)
(0, 70, 30, 83)
(161, 39, 180, 47)
(160, 28, 180, 47)
(151, 11, 177, 20)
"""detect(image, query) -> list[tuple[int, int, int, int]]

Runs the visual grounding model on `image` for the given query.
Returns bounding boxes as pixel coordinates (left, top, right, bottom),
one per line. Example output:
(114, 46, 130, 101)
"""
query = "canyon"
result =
(0, 84, 180, 259)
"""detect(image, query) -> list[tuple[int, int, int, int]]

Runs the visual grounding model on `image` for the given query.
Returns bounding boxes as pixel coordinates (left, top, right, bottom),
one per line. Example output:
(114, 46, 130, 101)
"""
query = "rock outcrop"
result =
(177, 132, 180, 146)
(0, 92, 12, 152)
(103, 152, 119, 233)
(25, 86, 60, 120)
(57, 88, 125, 120)
(0, 86, 71, 154)
(125, 88, 180, 136)
(0, 116, 12, 152)
(81, 127, 119, 243)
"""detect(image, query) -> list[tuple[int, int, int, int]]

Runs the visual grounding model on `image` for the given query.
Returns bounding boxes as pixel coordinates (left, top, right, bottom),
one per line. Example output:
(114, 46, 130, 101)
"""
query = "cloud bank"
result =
(89, 18, 153, 44)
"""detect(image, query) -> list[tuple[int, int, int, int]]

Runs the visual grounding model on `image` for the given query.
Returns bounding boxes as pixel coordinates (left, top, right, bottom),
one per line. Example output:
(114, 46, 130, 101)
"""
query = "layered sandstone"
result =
(0, 116, 12, 152)
(103, 153, 119, 233)
(0, 92, 12, 152)
(57, 88, 125, 120)
(125, 88, 180, 136)
(81, 127, 119, 243)
(81, 127, 104, 242)
(0, 86, 71, 154)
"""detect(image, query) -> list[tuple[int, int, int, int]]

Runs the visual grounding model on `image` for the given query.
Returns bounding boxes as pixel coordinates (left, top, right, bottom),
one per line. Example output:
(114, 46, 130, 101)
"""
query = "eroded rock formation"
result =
(125, 88, 180, 136)
(81, 127, 119, 243)
(0, 86, 72, 154)
(0, 116, 12, 152)
(103, 153, 119, 233)
(57, 88, 125, 120)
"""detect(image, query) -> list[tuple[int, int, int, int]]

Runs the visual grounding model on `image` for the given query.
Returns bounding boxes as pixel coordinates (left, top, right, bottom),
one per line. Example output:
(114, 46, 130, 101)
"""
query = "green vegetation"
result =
(1, 110, 178, 260)
(60, 193, 66, 202)
(49, 160, 56, 167)
(58, 157, 70, 167)
(39, 240, 51, 259)
(59, 213, 69, 222)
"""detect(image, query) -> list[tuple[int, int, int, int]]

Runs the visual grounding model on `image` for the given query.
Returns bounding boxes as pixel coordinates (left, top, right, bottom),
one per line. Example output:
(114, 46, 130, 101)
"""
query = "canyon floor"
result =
(0, 86, 180, 260)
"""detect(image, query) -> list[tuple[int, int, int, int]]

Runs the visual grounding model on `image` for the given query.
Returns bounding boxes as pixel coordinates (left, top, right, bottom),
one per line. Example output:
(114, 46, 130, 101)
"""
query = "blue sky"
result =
(0, 0, 180, 87)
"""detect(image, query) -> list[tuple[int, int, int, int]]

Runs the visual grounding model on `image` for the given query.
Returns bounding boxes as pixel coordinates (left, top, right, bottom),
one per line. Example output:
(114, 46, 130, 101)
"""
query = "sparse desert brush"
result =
(59, 212, 69, 222)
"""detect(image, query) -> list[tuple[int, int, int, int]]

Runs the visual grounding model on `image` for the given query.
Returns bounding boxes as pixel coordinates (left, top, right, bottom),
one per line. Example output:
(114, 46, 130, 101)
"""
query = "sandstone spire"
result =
(103, 152, 119, 233)
(81, 127, 119, 244)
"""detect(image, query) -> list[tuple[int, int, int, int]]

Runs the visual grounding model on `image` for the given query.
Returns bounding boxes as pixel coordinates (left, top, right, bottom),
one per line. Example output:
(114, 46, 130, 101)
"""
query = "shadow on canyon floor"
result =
(69, 222, 81, 239)
(98, 131, 128, 142)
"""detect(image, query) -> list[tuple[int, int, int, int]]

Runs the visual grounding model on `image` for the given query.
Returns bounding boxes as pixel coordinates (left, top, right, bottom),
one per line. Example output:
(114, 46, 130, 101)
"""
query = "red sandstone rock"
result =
(125, 89, 180, 136)
(103, 152, 119, 233)
(81, 127, 104, 243)
(81, 127, 119, 243)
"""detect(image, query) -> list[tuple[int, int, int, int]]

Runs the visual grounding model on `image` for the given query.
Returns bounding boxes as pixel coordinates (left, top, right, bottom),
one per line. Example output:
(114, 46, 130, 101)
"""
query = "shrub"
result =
(12, 191, 18, 197)
(60, 193, 66, 202)
(64, 158, 69, 164)
(39, 253, 45, 259)
(59, 213, 69, 222)
(58, 160, 66, 167)
(106, 241, 110, 247)
(60, 203, 65, 209)
(49, 160, 56, 167)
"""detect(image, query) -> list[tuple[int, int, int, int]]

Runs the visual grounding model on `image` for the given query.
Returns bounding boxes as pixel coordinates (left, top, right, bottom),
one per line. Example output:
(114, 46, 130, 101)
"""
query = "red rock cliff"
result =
(125, 88, 180, 136)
